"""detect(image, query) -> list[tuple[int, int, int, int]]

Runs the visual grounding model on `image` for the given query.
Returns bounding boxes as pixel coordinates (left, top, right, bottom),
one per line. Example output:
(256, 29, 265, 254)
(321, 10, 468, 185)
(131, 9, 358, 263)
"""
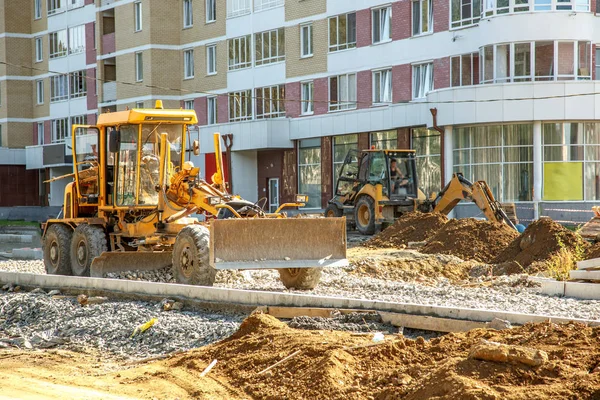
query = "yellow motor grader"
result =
(41, 101, 347, 290)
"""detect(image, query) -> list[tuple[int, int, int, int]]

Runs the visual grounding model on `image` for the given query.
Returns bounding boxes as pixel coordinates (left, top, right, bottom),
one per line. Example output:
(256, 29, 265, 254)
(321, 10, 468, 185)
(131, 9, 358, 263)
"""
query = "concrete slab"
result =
(576, 258, 600, 270)
(570, 270, 600, 281)
(564, 281, 600, 300)
(11, 248, 43, 260)
(0, 234, 33, 243)
(535, 278, 566, 297)
(0, 271, 598, 327)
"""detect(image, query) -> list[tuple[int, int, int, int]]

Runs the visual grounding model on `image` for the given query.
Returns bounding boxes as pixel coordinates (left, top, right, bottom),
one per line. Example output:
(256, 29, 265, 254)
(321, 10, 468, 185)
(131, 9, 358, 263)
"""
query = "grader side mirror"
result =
(108, 129, 121, 153)
(192, 140, 200, 156)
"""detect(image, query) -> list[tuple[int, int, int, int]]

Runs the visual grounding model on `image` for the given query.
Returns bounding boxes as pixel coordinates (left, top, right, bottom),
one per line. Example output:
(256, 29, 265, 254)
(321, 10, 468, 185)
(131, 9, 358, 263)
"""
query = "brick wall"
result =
(285, 0, 326, 21)
(473, 54, 480, 84)
(196, 96, 208, 125)
(434, 0, 450, 33)
(217, 94, 228, 123)
(357, 70, 372, 109)
(392, 0, 411, 41)
(358, 132, 370, 151)
(87, 113, 97, 125)
(285, 81, 301, 118)
(44, 120, 51, 144)
(356, 9, 371, 48)
(85, 22, 97, 64)
(0, 166, 40, 206)
(534, 42, 554, 78)
(392, 64, 412, 102)
(434, 57, 450, 90)
(313, 77, 329, 115)
(86, 68, 97, 111)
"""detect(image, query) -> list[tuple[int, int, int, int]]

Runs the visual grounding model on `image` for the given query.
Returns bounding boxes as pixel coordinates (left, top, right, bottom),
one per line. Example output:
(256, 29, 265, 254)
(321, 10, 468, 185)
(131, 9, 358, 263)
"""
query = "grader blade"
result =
(90, 251, 173, 278)
(209, 218, 348, 270)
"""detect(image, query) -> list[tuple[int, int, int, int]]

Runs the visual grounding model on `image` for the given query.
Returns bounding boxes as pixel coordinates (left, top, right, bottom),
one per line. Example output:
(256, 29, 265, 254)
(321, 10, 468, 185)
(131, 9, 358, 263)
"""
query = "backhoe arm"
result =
(433, 173, 515, 228)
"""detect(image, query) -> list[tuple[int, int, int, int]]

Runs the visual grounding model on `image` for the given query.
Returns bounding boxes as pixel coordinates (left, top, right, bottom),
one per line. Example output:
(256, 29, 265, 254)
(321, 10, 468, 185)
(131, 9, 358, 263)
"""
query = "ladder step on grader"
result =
(41, 101, 347, 290)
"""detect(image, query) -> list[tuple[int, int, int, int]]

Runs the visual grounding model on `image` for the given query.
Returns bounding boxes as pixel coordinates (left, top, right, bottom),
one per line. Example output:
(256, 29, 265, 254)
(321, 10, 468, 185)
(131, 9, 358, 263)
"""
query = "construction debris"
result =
(468, 339, 548, 367)
(366, 212, 448, 248)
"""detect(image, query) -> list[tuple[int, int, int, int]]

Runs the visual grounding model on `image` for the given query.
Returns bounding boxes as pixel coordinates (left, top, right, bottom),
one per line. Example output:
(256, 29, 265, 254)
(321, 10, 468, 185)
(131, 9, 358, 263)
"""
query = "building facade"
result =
(1, 0, 599, 223)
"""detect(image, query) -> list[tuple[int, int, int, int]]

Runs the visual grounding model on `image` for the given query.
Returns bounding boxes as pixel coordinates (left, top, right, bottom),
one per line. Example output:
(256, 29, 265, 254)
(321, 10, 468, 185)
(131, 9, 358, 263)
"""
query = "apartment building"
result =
(2, 0, 600, 223)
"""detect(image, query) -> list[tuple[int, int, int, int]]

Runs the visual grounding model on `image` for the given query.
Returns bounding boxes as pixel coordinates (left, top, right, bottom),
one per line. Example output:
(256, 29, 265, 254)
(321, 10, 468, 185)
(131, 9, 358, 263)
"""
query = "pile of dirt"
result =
(492, 217, 589, 275)
(366, 212, 448, 248)
(585, 242, 600, 260)
(161, 313, 600, 400)
(420, 218, 519, 263)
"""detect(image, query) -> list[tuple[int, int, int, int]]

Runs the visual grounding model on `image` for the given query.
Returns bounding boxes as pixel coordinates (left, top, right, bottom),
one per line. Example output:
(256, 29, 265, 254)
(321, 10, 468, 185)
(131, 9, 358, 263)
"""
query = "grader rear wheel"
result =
(324, 204, 343, 218)
(70, 225, 108, 277)
(278, 268, 322, 290)
(172, 225, 216, 286)
(43, 224, 73, 276)
(355, 196, 376, 235)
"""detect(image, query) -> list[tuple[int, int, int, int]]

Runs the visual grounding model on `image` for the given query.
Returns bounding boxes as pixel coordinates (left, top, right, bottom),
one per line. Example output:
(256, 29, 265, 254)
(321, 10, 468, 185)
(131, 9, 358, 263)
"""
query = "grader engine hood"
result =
(209, 218, 348, 270)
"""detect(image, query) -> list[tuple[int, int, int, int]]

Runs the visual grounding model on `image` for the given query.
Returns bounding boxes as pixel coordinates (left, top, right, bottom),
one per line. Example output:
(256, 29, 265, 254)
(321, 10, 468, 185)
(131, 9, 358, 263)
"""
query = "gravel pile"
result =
(0, 259, 45, 274)
(0, 289, 242, 359)
(288, 312, 395, 333)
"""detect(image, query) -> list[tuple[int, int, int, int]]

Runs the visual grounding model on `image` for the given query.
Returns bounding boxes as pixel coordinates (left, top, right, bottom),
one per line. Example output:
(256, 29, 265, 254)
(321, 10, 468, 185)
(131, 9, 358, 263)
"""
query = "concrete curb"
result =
(1, 271, 599, 327)
(535, 276, 600, 300)
(0, 234, 33, 243)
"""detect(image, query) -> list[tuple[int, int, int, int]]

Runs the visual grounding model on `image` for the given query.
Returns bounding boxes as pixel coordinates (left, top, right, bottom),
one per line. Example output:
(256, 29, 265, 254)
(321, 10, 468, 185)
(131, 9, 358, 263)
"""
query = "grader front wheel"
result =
(43, 224, 73, 276)
(278, 268, 322, 290)
(172, 225, 217, 286)
(70, 225, 108, 277)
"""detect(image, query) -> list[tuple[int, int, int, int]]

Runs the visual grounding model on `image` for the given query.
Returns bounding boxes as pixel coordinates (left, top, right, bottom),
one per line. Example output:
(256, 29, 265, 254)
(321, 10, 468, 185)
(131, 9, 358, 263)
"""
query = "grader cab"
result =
(41, 102, 347, 290)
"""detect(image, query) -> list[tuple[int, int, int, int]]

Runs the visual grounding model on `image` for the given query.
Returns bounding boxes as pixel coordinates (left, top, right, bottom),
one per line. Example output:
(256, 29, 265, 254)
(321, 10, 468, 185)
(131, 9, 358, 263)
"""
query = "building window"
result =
(255, 28, 285, 66)
(412, 63, 433, 99)
(298, 138, 321, 209)
(333, 134, 358, 181)
(136, 101, 144, 108)
(70, 70, 87, 98)
(229, 90, 252, 121)
(184, 49, 194, 78)
(71, 115, 87, 127)
(412, 128, 441, 199)
(451, 53, 478, 86)
(207, 96, 217, 125)
(49, 30, 68, 59)
(254, 0, 284, 11)
(454, 124, 533, 202)
(37, 122, 44, 145)
(255, 85, 285, 119)
(69, 0, 84, 9)
(135, 52, 143, 81)
(301, 23, 313, 58)
(183, 0, 193, 27)
(51, 118, 69, 142)
(35, 0, 42, 19)
(451, 0, 481, 28)
(373, 69, 392, 104)
(372, 6, 392, 44)
(35, 37, 43, 62)
(329, 73, 357, 111)
(328, 13, 356, 52)
(301, 81, 313, 115)
(36, 80, 44, 104)
(371, 130, 397, 150)
(68, 25, 85, 55)
(227, 0, 251, 18)
(134, 1, 142, 32)
(207, 44, 217, 75)
(412, 0, 432, 36)
(184, 100, 194, 110)
(206, 0, 216, 22)
(228, 35, 251, 70)
(483, 0, 589, 14)
(50, 75, 69, 102)
(47, 0, 64, 15)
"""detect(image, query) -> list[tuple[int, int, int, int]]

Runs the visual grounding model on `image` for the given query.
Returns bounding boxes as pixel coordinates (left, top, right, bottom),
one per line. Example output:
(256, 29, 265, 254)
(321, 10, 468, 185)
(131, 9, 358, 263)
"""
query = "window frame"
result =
(183, 0, 193, 28)
(301, 80, 314, 116)
(372, 5, 392, 44)
(372, 68, 393, 104)
(68, 25, 85, 55)
(37, 122, 44, 145)
(35, 37, 43, 62)
(226, 0, 251, 18)
(412, 0, 433, 36)
(207, 96, 217, 125)
(50, 74, 69, 102)
(228, 89, 253, 122)
(184, 99, 195, 110)
(184, 48, 195, 79)
(70, 70, 87, 98)
(328, 73, 357, 112)
(300, 23, 313, 58)
(450, 0, 481, 29)
(255, 85, 286, 119)
(135, 51, 144, 82)
(134, 1, 143, 32)
(254, 28, 286, 66)
(47, 0, 64, 16)
(35, 0, 42, 19)
(51, 118, 69, 143)
(49, 30, 68, 59)
(328, 12, 357, 52)
(228, 35, 252, 70)
(206, 0, 216, 22)
(412, 62, 434, 100)
(36, 79, 44, 105)
(450, 52, 477, 87)
(206, 44, 217, 75)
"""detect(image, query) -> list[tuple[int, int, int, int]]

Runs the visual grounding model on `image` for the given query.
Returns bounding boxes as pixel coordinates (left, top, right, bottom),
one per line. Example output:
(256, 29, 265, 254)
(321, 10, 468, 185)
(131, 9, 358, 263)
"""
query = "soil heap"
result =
(420, 218, 519, 263)
(366, 212, 448, 248)
(585, 242, 600, 260)
(161, 313, 600, 400)
(492, 217, 589, 275)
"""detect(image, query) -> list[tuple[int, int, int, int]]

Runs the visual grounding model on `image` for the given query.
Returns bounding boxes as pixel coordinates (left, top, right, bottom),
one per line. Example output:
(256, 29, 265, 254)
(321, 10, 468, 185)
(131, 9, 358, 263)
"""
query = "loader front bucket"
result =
(90, 251, 173, 278)
(209, 217, 348, 270)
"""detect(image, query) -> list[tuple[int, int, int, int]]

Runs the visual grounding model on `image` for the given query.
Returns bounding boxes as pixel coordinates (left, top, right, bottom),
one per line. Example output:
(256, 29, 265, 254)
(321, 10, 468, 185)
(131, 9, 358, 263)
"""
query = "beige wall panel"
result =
(149, 0, 181, 45)
(193, 41, 227, 93)
(31, 11, 47, 34)
(5, 122, 34, 148)
(285, 0, 326, 21)
(150, 49, 181, 96)
(4, 0, 32, 33)
(6, 81, 33, 118)
(5, 38, 33, 76)
(285, 19, 327, 78)
(32, 78, 50, 119)
(181, 0, 226, 44)
(115, 0, 151, 51)
(0, 81, 6, 119)
(116, 52, 152, 99)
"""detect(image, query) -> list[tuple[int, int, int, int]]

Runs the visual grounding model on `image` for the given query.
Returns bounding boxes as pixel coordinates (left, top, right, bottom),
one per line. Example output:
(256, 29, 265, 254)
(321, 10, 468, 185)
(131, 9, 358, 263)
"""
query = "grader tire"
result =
(278, 268, 322, 290)
(70, 225, 108, 277)
(43, 224, 73, 276)
(354, 196, 376, 235)
(172, 225, 216, 286)
(324, 204, 343, 218)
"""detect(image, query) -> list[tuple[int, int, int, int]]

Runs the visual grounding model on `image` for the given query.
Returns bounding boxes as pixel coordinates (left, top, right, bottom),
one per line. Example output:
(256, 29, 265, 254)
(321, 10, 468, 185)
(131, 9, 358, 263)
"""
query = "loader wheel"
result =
(278, 268, 322, 290)
(172, 225, 216, 286)
(325, 204, 343, 218)
(43, 224, 73, 276)
(355, 196, 376, 235)
(70, 225, 108, 277)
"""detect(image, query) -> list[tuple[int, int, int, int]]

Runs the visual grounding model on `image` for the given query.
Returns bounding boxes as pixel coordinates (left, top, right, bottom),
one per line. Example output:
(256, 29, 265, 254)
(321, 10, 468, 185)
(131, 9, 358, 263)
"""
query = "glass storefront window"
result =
(333, 134, 358, 182)
(298, 138, 322, 209)
(412, 128, 441, 199)
(371, 130, 397, 150)
(453, 124, 533, 202)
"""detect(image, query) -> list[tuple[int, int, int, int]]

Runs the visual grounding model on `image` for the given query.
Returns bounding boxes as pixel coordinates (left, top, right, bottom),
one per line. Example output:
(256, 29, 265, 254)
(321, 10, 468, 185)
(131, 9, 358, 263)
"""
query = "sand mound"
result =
(231, 312, 288, 338)
(366, 212, 448, 248)
(162, 315, 600, 400)
(492, 217, 589, 275)
(420, 219, 519, 263)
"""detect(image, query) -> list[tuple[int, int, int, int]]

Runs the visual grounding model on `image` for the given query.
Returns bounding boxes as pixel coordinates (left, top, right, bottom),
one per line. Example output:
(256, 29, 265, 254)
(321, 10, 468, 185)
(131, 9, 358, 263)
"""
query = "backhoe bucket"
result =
(209, 218, 348, 270)
(90, 251, 173, 278)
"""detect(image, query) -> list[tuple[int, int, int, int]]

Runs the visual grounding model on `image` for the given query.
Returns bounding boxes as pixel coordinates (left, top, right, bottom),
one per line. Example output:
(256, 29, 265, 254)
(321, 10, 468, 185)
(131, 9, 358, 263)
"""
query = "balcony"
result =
(25, 143, 72, 170)
(199, 119, 293, 152)
(102, 32, 115, 55)
(103, 81, 117, 103)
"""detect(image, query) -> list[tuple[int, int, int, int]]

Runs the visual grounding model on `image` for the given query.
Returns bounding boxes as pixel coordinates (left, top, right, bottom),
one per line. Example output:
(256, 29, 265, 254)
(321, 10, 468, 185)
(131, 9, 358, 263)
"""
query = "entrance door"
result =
(268, 178, 279, 213)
